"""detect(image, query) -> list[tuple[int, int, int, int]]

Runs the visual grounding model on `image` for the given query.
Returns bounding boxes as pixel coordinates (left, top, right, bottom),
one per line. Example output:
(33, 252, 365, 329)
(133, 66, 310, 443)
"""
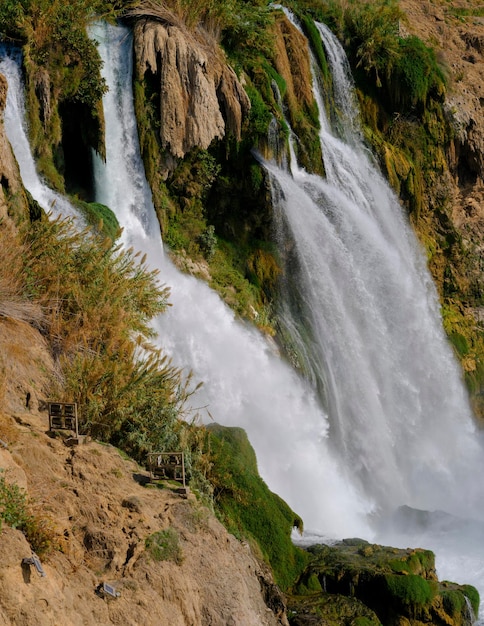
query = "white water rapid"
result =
(2, 17, 484, 609)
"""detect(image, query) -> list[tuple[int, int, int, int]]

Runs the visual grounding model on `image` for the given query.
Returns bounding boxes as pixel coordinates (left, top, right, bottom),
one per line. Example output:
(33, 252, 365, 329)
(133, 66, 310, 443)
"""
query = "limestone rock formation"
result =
(133, 17, 250, 175)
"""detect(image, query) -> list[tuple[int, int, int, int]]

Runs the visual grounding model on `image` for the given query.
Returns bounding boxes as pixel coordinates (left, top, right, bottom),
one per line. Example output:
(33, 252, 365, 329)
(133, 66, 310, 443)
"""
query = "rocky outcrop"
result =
(0, 325, 288, 625)
(0, 309, 289, 625)
(288, 539, 479, 626)
(398, 1, 484, 186)
(133, 17, 250, 175)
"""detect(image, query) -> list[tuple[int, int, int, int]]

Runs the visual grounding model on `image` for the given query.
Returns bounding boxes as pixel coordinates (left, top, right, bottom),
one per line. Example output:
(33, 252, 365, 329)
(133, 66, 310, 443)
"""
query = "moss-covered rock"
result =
(206, 423, 309, 590)
(288, 539, 479, 626)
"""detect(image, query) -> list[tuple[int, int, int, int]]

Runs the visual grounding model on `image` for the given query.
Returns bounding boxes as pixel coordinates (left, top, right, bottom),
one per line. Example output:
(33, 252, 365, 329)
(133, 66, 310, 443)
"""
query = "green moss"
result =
(384, 573, 438, 607)
(301, 14, 330, 83)
(207, 424, 308, 589)
(145, 528, 183, 564)
(388, 550, 435, 576)
(389, 36, 446, 111)
(442, 588, 466, 618)
(462, 584, 480, 617)
(449, 332, 470, 357)
(245, 84, 273, 141)
(261, 59, 287, 99)
(75, 200, 120, 241)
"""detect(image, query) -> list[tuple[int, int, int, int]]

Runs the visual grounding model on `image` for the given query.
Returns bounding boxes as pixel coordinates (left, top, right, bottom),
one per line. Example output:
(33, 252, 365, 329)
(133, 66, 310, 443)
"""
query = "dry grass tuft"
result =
(0, 224, 45, 328)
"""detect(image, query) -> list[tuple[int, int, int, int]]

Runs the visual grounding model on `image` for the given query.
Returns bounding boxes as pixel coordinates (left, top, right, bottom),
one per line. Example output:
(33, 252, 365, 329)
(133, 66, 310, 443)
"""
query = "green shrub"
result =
(0, 0, 25, 39)
(390, 36, 446, 110)
(0, 475, 29, 531)
(0, 474, 57, 555)
(198, 225, 217, 260)
(145, 528, 183, 564)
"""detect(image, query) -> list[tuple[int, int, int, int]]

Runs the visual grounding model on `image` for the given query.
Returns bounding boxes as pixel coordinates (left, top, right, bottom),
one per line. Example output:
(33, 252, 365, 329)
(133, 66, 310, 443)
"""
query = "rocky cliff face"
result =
(400, 0, 484, 296)
(133, 15, 250, 176)
(0, 67, 286, 626)
(0, 408, 287, 626)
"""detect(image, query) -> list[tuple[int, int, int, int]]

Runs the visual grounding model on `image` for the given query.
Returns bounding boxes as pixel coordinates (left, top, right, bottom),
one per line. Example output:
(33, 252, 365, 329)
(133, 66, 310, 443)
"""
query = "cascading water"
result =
(271, 10, 484, 519)
(0, 49, 82, 223)
(266, 11, 484, 601)
(2, 15, 484, 607)
(87, 21, 373, 538)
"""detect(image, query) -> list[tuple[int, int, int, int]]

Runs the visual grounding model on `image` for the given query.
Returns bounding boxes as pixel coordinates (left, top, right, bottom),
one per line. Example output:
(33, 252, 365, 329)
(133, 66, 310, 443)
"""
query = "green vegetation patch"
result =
(207, 424, 308, 590)
(145, 528, 183, 564)
(75, 200, 120, 241)
(0, 474, 57, 555)
(383, 573, 438, 608)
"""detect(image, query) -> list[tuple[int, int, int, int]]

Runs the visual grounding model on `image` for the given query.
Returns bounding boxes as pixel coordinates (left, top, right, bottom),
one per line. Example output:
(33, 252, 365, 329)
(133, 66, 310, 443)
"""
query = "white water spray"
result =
(267, 13, 484, 601)
(88, 21, 373, 538)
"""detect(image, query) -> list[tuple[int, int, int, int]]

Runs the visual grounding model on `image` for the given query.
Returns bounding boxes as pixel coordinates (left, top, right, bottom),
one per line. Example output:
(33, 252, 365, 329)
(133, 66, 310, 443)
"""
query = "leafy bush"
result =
(198, 225, 217, 260)
(0, 474, 29, 531)
(18, 216, 192, 446)
(0, 474, 57, 555)
(0, 0, 25, 40)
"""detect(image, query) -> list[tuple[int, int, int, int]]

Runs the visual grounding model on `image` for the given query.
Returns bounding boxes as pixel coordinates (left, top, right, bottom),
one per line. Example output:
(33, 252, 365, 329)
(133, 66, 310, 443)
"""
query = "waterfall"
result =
(265, 13, 484, 601)
(0, 49, 82, 224)
(88, 21, 373, 538)
(3, 17, 484, 605)
(269, 12, 484, 519)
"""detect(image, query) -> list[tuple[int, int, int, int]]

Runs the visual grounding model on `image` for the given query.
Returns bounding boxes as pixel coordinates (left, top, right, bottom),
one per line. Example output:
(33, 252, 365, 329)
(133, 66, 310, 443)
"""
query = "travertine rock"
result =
(133, 19, 250, 171)
(0, 316, 287, 626)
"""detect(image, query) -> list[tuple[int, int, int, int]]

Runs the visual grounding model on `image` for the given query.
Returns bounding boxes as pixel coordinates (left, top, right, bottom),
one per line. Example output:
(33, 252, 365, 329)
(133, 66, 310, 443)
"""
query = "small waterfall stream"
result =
(0, 49, 82, 224)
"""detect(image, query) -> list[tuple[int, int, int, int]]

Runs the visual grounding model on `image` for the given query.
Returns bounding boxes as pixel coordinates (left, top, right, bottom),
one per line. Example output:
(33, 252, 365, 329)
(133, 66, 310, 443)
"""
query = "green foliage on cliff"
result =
(297, 0, 484, 412)
(206, 424, 309, 590)
(14, 215, 203, 473)
(0, 474, 57, 556)
(74, 200, 120, 241)
(0, 0, 112, 188)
